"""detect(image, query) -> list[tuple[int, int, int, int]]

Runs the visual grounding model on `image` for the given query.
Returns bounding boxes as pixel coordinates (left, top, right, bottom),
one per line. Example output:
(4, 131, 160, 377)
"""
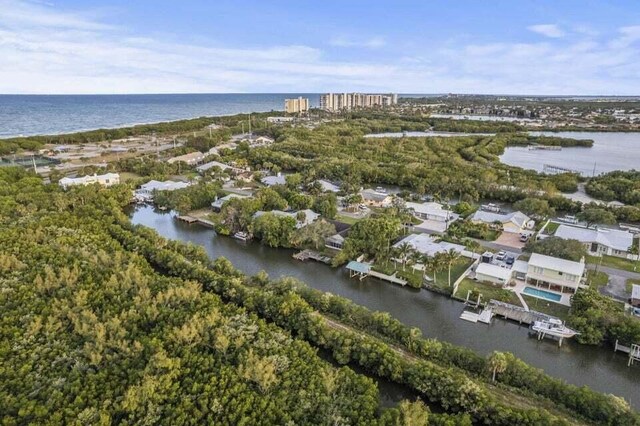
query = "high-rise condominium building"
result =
(284, 97, 310, 114)
(319, 93, 397, 112)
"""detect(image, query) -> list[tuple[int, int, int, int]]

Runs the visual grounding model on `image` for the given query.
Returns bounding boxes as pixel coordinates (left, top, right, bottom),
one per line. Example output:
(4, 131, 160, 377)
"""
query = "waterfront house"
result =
(211, 193, 249, 211)
(471, 210, 534, 234)
(359, 189, 392, 207)
(135, 180, 191, 202)
(525, 253, 586, 294)
(554, 224, 637, 259)
(325, 233, 345, 250)
(475, 263, 513, 285)
(252, 136, 275, 146)
(261, 173, 287, 186)
(393, 233, 471, 259)
(167, 151, 205, 165)
(59, 173, 120, 189)
(405, 201, 459, 223)
(315, 179, 341, 193)
(196, 160, 244, 175)
(253, 209, 320, 229)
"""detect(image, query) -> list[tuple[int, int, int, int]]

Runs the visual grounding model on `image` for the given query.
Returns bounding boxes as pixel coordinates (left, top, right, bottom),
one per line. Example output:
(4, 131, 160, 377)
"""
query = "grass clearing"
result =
(455, 278, 522, 306)
(335, 213, 361, 225)
(586, 270, 609, 289)
(586, 254, 639, 273)
(521, 295, 570, 320)
(626, 278, 640, 294)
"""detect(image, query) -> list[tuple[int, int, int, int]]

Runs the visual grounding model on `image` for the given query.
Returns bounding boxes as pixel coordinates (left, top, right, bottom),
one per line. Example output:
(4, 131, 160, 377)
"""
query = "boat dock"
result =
(175, 215, 215, 228)
(487, 300, 549, 325)
(345, 261, 407, 286)
(528, 145, 562, 151)
(460, 308, 493, 324)
(293, 249, 332, 264)
(614, 340, 640, 366)
(542, 164, 580, 175)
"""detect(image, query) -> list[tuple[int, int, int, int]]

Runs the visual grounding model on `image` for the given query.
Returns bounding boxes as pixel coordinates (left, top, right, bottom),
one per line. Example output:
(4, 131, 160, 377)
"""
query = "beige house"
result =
(59, 173, 120, 189)
(167, 151, 205, 165)
(525, 253, 586, 294)
(359, 189, 392, 207)
(471, 210, 534, 234)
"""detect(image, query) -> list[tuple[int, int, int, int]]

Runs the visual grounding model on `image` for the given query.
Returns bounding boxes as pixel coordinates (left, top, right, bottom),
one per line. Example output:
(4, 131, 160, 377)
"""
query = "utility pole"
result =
(248, 114, 252, 138)
(32, 155, 37, 174)
(209, 127, 212, 138)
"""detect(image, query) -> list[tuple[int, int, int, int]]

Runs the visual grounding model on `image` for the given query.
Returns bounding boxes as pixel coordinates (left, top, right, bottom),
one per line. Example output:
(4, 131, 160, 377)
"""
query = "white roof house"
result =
(555, 224, 634, 254)
(252, 136, 275, 146)
(135, 180, 191, 202)
(59, 173, 120, 189)
(405, 201, 459, 222)
(167, 151, 205, 165)
(471, 210, 534, 233)
(475, 263, 513, 285)
(393, 233, 470, 258)
(261, 174, 287, 186)
(197, 160, 244, 174)
(315, 179, 341, 193)
(632, 284, 640, 306)
(528, 253, 586, 278)
(253, 209, 320, 229)
(211, 193, 249, 210)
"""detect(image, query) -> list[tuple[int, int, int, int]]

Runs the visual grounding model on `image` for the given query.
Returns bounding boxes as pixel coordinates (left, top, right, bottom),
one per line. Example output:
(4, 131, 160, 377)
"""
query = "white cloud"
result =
(528, 24, 565, 38)
(1, 1, 639, 95)
(329, 36, 386, 49)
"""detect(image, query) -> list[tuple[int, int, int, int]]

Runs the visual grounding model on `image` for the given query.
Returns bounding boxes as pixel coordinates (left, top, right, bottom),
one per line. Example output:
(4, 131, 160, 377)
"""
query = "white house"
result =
(211, 193, 249, 211)
(632, 284, 640, 307)
(554, 224, 637, 259)
(253, 209, 320, 229)
(475, 263, 513, 285)
(315, 179, 341, 193)
(261, 173, 287, 186)
(325, 233, 345, 250)
(360, 189, 393, 207)
(135, 180, 191, 202)
(197, 160, 246, 175)
(59, 173, 120, 189)
(525, 253, 586, 294)
(393, 233, 470, 258)
(167, 151, 205, 165)
(252, 136, 275, 146)
(471, 210, 534, 234)
(406, 201, 459, 223)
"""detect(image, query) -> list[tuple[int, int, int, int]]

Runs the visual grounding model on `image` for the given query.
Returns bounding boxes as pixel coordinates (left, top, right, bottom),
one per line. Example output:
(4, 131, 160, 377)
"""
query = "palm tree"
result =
(488, 351, 508, 382)
(445, 249, 462, 287)
(465, 239, 481, 260)
(428, 253, 446, 286)
(396, 242, 412, 271)
(408, 250, 424, 275)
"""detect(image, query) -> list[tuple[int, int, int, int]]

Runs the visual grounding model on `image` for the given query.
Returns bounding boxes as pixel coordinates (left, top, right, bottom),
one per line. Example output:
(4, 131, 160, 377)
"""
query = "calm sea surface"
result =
(500, 131, 640, 175)
(0, 93, 320, 138)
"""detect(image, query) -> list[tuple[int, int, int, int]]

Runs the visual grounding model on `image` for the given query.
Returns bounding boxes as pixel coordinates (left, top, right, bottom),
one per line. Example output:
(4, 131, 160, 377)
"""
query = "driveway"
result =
(473, 238, 523, 255)
(599, 274, 630, 302)
(494, 232, 526, 250)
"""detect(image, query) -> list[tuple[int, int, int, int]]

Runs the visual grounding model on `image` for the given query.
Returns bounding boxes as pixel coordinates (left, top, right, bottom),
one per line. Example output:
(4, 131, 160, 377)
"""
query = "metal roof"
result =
(529, 253, 586, 276)
(555, 224, 634, 253)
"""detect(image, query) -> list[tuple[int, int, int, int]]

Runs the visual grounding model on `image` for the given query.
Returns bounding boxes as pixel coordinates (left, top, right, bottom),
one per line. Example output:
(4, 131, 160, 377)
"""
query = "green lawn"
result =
(372, 257, 473, 290)
(543, 221, 560, 234)
(586, 270, 609, 289)
(521, 295, 570, 320)
(335, 214, 361, 225)
(587, 255, 639, 273)
(454, 278, 522, 306)
(118, 171, 141, 182)
(431, 259, 474, 290)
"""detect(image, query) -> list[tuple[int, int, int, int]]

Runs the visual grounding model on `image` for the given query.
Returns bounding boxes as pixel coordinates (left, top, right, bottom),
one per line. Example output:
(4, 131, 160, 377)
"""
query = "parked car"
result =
(496, 251, 507, 261)
(519, 234, 529, 242)
(505, 255, 515, 265)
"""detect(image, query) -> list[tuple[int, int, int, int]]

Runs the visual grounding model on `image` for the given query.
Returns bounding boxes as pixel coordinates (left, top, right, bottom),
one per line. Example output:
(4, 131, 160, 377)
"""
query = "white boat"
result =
(531, 318, 578, 339)
(233, 231, 251, 241)
(375, 186, 387, 193)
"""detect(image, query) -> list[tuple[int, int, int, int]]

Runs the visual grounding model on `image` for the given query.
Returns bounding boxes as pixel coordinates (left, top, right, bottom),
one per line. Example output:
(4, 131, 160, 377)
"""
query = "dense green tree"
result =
(524, 237, 587, 261)
(577, 207, 617, 227)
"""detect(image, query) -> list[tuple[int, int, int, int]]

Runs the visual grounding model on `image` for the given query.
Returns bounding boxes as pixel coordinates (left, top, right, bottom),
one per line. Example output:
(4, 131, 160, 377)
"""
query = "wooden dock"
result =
(487, 300, 549, 325)
(293, 249, 332, 264)
(614, 340, 640, 366)
(345, 261, 407, 286)
(176, 215, 197, 224)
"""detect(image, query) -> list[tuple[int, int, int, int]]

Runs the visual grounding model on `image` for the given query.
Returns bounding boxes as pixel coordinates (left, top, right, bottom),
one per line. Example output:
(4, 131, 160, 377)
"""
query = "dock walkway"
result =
(293, 249, 332, 264)
(345, 261, 407, 286)
(488, 300, 549, 325)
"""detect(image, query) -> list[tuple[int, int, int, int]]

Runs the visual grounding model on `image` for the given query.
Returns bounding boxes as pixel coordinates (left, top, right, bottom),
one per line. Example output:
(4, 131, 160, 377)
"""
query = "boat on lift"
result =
(233, 231, 251, 242)
(531, 318, 578, 339)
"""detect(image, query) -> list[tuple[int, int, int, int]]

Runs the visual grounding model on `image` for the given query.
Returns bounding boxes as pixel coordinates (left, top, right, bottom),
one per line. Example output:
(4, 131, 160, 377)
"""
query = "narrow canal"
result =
(131, 205, 640, 409)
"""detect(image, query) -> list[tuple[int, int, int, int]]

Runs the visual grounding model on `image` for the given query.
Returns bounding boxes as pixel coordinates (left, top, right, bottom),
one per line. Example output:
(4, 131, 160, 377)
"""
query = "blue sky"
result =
(1, 0, 640, 94)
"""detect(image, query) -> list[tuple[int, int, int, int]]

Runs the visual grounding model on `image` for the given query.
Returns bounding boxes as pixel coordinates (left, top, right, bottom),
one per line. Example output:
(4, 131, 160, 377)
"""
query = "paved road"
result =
(586, 264, 640, 280)
(473, 238, 523, 255)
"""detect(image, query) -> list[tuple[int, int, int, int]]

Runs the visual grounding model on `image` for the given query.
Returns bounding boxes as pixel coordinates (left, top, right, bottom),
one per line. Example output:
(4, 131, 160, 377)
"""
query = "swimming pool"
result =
(522, 286, 562, 302)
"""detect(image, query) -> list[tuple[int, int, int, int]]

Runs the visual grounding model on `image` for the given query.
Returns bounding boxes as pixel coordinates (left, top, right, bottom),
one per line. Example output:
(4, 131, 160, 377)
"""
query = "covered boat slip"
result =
(345, 261, 407, 286)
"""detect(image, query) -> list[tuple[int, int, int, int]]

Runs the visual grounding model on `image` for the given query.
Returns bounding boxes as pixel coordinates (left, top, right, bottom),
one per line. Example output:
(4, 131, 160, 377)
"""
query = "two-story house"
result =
(525, 253, 586, 294)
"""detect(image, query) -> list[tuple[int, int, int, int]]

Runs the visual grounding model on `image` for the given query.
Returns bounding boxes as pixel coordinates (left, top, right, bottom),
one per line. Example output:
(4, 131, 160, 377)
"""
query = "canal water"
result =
(500, 131, 640, 175)
(131, 205, 640, 409)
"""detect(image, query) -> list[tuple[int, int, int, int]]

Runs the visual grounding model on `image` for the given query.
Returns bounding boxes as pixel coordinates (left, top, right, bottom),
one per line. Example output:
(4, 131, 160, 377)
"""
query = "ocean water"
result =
(0, 93, 320, 138)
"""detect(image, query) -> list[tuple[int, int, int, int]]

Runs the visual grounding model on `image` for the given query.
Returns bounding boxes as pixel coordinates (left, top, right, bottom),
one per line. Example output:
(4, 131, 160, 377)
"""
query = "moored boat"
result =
(233, 231, 251, 241)
(531, 318, 578, 339)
